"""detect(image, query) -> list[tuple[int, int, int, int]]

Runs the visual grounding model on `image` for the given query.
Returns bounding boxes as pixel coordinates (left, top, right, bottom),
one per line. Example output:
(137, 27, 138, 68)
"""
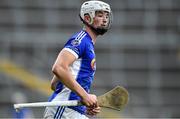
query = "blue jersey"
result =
(49, 30, 96, 114)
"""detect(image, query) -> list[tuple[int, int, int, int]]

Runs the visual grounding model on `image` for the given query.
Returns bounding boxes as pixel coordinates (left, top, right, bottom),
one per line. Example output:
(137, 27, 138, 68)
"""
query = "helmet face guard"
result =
(80, 0, 113, 35)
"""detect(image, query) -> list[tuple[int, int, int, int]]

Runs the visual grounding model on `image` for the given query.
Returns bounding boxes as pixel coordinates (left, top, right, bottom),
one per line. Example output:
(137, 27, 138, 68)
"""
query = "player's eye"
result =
(95, 11, 103, 17)
(98, 14, 103, 17)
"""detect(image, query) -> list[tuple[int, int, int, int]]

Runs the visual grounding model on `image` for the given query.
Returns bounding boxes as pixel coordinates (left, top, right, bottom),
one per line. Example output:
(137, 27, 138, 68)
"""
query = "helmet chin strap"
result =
(79, 14, 108, 35)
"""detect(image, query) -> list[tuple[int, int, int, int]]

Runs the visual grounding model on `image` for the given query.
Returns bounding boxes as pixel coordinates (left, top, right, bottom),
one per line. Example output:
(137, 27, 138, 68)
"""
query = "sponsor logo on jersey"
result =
(91, 58, 96, 70)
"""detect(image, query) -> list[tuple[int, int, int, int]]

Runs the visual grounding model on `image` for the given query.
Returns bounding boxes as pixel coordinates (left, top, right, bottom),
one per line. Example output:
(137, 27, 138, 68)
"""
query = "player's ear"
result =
(84, 14, 92, 24)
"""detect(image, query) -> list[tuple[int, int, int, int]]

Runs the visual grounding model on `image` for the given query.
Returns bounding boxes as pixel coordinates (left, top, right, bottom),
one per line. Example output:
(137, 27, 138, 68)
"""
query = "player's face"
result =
(93, 11, 110, 29)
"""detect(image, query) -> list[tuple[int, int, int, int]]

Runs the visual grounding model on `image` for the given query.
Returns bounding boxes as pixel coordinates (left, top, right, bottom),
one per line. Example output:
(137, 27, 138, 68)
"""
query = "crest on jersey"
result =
(71, 39, 81, 46)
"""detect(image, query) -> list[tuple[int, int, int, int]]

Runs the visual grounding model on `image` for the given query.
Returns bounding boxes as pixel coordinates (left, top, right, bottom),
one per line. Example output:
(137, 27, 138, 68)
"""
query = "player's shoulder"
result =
(71, 30, 90, 42)
(69, 30, 91, 46)
(72, 30, 87, 39)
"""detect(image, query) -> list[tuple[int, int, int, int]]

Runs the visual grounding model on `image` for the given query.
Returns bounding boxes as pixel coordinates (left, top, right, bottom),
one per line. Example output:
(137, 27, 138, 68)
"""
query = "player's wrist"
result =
(79, 90, 89, 100)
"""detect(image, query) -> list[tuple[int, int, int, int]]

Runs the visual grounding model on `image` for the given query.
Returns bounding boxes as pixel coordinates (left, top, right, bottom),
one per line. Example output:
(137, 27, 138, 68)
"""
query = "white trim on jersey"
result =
(74, 31, 86, 45)
(63, 48, 79, 59)
(70, 58, 82, 78)
(75, 31, 85, 40)
(79, 33, 86, 43)
(52, 87, 71, 102)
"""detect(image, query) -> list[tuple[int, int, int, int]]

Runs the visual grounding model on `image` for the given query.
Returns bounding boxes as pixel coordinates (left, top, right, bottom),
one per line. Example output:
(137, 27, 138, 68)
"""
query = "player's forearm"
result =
(52, 65, 88, 99)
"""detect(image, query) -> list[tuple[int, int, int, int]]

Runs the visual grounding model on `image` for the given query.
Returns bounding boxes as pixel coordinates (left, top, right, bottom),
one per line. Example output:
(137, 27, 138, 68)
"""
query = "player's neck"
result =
(85, 26, 97, 44)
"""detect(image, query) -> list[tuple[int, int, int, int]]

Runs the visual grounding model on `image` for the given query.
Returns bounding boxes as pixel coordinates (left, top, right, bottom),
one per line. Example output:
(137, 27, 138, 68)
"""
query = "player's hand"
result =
(81, 94, 98, 108)
(86, 106, 101, 116)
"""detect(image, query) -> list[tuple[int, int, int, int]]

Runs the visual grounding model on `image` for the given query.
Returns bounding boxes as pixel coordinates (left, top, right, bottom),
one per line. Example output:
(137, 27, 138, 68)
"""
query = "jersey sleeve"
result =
(63, 38, 86, 59)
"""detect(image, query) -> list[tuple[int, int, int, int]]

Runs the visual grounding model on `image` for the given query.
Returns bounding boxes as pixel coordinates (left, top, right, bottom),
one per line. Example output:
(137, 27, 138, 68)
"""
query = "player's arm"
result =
(52, 49, 97, 107)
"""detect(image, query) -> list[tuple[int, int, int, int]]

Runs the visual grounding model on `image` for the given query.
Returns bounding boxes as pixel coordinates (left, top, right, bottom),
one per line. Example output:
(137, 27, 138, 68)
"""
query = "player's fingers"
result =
(82, 94, 98, 108)
(86, 109, 96, 116)
(92, 106, 101, 113)
(87, 111, 94, 116)
(86, 108, 92, 115)
(94, 106, 101, 110)
(86, 106, 101, 116)
(87, 94, 98, 108)
(93, 108, 100, 113)
(91, 94, 98, 107)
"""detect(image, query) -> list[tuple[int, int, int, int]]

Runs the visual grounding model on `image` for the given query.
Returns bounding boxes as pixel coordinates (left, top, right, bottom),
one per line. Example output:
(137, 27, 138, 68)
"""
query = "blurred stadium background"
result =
(0, 0, 180, 118)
